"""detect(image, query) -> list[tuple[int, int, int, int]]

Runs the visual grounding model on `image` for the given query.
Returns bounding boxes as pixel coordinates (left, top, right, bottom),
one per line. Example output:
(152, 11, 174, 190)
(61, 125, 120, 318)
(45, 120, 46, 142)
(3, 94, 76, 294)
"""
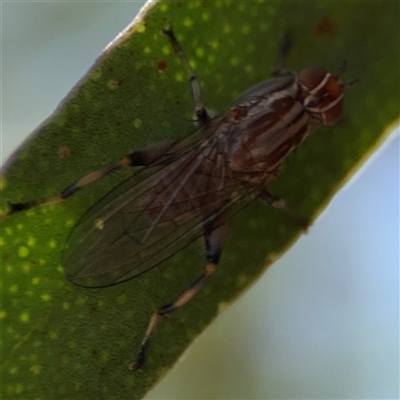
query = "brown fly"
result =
(4, 29, 355, 371)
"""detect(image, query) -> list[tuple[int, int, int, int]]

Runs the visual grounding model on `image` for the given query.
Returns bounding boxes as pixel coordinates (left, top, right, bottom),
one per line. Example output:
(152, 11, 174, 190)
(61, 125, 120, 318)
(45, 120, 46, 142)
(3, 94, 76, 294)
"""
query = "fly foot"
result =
(129, 347, 146, 372)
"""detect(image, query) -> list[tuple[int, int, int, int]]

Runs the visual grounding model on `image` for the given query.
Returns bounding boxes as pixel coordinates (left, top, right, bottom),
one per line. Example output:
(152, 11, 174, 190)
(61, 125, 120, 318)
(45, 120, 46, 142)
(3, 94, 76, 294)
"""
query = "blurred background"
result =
(2, 2, 398, 399)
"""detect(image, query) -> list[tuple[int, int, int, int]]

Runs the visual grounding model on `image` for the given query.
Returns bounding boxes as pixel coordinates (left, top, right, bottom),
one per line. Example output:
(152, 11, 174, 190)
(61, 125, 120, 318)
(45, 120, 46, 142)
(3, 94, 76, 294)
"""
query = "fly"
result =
(4, 28, 356, 371)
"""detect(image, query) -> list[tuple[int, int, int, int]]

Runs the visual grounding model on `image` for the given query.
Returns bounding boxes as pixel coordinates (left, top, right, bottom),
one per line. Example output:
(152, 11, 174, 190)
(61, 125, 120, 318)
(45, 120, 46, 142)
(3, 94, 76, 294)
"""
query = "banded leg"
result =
(130, 222, 226, 372)
(259, 189, 309, 231)
(162, 28, 210, 127)
(5, 140, 176, 218)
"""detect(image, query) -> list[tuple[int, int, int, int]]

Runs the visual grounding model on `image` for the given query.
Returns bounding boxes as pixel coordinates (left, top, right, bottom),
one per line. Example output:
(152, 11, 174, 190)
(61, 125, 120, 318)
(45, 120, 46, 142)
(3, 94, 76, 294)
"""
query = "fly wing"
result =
(63, 127, 253, 288)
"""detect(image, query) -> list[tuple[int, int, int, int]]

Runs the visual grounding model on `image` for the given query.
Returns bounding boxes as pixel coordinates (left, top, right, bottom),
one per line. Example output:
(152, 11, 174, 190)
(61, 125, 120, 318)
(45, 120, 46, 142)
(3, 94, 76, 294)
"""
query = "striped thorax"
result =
(226, 67, 345, 186)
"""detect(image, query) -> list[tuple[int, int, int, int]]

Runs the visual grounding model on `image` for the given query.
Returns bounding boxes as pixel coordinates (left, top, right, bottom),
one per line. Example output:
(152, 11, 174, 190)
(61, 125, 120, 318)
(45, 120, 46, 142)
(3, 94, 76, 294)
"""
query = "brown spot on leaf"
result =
(157, 60, 168, 72)
(58, 146, 70, 160)
(315, 15, 335, 36)
(108, 79, 123, 89)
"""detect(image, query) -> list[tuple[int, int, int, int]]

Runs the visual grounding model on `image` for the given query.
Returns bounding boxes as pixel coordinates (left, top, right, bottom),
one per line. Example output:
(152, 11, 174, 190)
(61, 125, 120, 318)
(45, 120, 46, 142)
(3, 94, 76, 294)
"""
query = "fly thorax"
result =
(230, 88, 310, 173)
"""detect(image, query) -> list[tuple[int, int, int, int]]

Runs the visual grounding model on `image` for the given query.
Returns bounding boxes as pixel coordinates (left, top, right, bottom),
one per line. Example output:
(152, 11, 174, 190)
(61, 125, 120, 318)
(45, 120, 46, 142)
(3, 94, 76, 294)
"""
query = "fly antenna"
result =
(342, 78, 358, 88)
(337, 59, 347, 77)
(337, 60, 358, 88)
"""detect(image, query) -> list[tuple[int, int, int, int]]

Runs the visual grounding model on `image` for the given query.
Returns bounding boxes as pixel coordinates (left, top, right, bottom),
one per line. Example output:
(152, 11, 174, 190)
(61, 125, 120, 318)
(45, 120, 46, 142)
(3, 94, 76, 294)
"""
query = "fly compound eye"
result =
(298, 66, 328, 93)
(298, 66, 344, 126)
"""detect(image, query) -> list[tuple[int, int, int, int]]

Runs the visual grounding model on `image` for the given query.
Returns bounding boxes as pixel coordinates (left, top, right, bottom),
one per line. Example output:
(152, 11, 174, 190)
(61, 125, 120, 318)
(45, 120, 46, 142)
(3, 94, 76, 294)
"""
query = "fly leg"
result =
(260, 189, 309, 231)
(270, 31, 293, 76)
(130, 222, 226, 372)
(5, 140, 176, 218)
(162, 28, 211, 127)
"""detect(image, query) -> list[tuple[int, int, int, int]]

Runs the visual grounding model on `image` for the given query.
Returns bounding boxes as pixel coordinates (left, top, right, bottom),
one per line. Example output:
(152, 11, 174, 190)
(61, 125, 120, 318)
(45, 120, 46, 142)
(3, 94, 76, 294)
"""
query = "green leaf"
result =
(1, 1, 399, 399)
